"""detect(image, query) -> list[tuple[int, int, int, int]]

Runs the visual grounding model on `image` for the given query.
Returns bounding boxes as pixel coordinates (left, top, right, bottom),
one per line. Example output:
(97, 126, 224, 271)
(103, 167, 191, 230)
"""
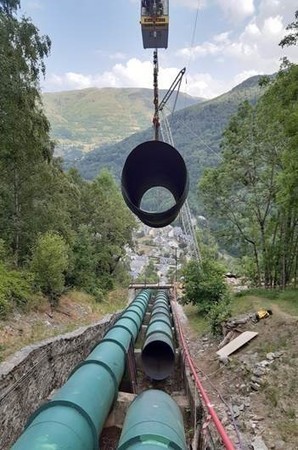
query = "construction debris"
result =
(216, 331, 258, 358)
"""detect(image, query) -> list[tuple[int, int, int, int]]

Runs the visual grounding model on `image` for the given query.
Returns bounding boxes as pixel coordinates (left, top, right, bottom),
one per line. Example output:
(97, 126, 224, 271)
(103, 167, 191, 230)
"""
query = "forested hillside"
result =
(43, 87, 202, 153)
(69, 75, 267, 209)
(199, 27, 298, 288)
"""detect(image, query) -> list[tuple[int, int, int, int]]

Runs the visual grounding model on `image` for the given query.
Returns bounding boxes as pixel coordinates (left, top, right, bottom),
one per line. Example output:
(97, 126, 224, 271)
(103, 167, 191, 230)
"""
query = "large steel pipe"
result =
(12, 290, 151, 450)
(117, 389, 187, 450)
(121, 140, 189, 228)
(142, 291, 175, 380)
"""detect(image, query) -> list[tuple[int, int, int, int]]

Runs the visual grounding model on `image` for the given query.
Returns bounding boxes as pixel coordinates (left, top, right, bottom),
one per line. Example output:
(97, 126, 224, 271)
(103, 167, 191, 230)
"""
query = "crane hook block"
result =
(140, 0, 169, 49)
(121, 140, 189, 228)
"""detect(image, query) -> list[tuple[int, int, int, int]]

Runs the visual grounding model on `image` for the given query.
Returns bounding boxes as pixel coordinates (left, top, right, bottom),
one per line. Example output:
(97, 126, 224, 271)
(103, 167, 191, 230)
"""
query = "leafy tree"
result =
(279, 10, 298, 48)
(0, 0, 53, 265)
(0, 261, 33, 317)
(208, 298, 232, 335)
(66, 224, 102, 298)
(64, 169, 136, 293)
(199, 63, 298, 288)
(30, 232, 69, 305)
(76, 170, 136, 290)
(182, 259, 228, 314)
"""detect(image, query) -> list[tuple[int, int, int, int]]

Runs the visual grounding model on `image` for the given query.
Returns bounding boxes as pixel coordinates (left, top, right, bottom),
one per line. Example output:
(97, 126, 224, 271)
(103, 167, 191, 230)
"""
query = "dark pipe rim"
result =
(121, 140, 189, 228)
(141, 340, 175, 380)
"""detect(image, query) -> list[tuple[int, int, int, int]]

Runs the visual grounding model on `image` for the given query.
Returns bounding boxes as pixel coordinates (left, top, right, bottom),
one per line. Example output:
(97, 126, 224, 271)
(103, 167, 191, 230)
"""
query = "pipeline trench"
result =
(11, 287, 236, 450)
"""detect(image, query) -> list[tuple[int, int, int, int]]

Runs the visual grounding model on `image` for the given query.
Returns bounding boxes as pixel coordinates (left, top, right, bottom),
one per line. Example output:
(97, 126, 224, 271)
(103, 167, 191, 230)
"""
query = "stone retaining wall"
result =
(0, 312, 120, 450)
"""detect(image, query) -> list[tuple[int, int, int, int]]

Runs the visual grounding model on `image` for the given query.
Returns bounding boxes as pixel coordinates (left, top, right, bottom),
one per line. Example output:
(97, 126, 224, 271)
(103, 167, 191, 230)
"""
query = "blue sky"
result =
(19, 0, 297, 98)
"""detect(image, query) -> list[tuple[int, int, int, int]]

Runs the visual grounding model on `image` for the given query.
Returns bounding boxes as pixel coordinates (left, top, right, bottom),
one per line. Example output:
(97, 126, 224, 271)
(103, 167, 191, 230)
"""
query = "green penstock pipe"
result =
(142, 290, 175, 380)
(12, 289, 151, 450)
(117, 390, 187, 450)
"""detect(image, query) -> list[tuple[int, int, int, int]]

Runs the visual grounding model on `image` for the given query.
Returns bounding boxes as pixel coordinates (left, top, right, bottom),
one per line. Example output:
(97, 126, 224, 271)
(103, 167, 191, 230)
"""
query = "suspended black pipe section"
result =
(121, 140, 189, 228)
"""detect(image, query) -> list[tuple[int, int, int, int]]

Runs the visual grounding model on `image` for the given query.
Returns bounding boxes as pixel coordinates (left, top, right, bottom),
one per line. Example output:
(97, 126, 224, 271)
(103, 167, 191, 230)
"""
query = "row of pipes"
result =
(12, 289, 187, 450)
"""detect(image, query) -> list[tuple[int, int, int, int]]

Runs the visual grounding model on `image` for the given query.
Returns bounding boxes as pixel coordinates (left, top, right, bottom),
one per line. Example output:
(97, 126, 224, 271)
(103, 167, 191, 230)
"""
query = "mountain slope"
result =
(43, 87, 203, 152)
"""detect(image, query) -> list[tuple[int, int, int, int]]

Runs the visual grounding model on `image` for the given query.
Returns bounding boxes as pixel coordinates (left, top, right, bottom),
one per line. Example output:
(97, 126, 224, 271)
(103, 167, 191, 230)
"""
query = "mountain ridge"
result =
(43, 86, 204, 153)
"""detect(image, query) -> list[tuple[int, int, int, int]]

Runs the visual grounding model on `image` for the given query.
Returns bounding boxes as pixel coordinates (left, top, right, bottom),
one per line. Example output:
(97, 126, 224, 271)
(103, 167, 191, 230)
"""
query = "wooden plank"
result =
(216, 331, 258, 357)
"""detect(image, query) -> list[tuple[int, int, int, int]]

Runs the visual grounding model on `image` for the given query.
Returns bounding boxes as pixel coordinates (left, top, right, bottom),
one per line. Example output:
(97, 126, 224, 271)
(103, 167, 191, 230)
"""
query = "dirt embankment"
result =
(184, 307, 298, 450)
(0, 295, 104, 362)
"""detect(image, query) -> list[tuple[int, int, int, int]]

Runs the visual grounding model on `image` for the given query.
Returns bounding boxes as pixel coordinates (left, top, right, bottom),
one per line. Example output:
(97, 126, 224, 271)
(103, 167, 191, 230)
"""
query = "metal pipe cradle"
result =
(141, 290, 175, 380)
(12, 289, 152, 450)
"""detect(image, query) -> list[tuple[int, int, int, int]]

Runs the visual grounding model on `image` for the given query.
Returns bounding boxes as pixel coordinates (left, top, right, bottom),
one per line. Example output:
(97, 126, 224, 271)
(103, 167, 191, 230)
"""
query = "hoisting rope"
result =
(153, 49, 160, 140)
(171, 296, 236, 450)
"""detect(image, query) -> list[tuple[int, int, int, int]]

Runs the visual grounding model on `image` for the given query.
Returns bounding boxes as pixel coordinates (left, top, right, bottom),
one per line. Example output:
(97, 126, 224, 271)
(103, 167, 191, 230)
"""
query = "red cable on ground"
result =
(171, 299, 236, 450)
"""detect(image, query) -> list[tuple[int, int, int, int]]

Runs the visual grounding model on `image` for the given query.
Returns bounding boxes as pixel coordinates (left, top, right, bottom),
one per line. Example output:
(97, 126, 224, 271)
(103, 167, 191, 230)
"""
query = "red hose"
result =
(171, 299, 236, 450)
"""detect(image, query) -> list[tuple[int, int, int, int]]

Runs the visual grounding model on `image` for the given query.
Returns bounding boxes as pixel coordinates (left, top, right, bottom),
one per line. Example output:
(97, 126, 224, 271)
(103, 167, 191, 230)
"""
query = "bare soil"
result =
(0, 294, 103, 361)
(183, 305, 298, 449)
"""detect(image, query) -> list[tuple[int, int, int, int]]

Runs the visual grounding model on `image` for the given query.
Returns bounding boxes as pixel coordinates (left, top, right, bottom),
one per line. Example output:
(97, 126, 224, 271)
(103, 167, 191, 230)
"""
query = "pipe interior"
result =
(142, 341, 175, 381)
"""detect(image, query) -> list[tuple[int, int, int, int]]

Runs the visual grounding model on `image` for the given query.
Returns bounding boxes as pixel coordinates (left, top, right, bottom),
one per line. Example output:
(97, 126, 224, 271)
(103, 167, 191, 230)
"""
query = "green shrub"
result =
(0, 264, 33, 318)
(30, 232, 69, 305)
(208, 296, 232, 335)
(182, 259, 228, 314)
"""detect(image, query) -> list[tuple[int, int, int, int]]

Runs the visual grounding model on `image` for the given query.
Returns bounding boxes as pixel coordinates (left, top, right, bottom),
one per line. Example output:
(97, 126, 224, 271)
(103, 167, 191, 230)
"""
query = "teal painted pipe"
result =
(117, 390, 187, 450)
(12, 289, 151, 450)
(142, 291, 175, 380)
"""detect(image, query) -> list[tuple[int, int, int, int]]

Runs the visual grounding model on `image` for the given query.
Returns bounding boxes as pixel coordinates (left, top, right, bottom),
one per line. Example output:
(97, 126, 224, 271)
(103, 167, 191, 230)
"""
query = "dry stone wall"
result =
(0, 312, 120, 450)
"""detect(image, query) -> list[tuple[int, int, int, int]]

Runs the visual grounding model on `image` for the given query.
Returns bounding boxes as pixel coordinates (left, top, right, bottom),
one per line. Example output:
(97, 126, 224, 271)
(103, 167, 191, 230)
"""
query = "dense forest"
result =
(199, 12, 298, 288)
(0, 0, 135, 317)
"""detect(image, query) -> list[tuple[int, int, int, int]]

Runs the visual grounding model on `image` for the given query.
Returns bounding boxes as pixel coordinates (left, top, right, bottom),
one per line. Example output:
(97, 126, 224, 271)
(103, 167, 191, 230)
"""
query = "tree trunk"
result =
(13, 167, 21, 267)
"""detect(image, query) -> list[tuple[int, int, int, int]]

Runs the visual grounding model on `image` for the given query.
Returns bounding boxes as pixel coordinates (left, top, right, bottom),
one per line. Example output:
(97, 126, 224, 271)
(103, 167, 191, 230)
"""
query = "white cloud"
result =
(25, 0, 42, 10)
(262, 15, 284, 37)
(172, 0, 206, 8)
(109, 52, 127, 61)
(176, 1, 298, 82)
(216, 0, 255, 22)
(45, 58, 186, 93)
(184, 72, 228, 98)
(213, 32, 231, 43)
(233, 69, 261, 85)
(44, 58, 227, 99)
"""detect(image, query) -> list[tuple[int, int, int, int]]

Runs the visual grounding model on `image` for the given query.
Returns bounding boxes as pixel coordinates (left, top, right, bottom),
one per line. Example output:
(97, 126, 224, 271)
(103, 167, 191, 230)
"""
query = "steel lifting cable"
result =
(170, 297, 236, 450)
(153, 49, 160, 140)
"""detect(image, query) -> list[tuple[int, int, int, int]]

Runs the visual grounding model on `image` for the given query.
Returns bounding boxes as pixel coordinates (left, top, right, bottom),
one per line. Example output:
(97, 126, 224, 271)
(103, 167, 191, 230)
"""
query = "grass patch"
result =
(265, 386, 279, 408)
(183, 304, 209, 335)
(0, 287, 129, 362)
(232, 289, 298, 316)
(66, 287, 128, 316)
(278, 420, 298, 442)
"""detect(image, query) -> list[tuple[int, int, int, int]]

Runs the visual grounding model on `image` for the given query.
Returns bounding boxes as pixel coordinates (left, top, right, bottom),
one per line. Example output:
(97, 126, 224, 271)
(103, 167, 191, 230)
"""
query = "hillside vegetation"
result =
(43, 87, 202, 153)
